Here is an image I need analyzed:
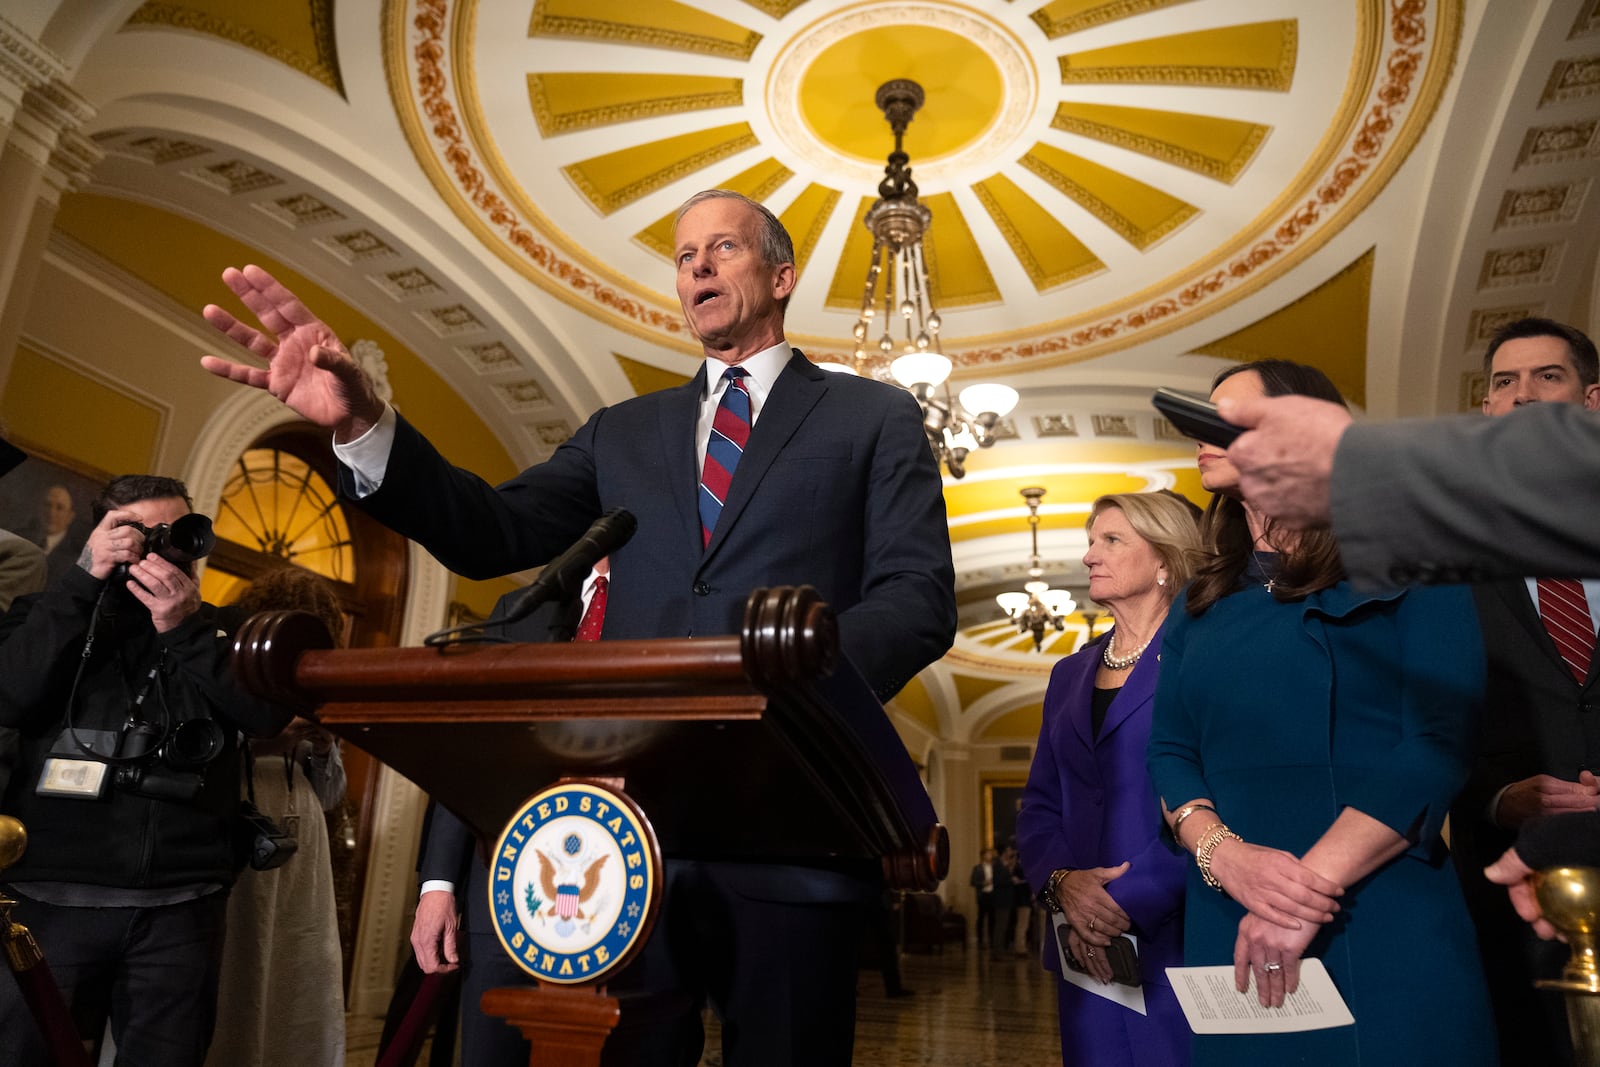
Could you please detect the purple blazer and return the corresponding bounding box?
[1016,626,1187,983]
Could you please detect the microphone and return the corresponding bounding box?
[498,508,636,625]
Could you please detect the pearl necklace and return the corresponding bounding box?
[1102,632,1152,671]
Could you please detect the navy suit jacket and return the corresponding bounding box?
[1016,627,1186,983]
[348,350,955,701]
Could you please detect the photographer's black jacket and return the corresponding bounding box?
[0,566,293,889]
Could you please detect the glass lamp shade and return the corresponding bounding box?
[995,591,1031,616]
[958,382,1019,418]
[890,351,952,388]
[1024,579,1049,595]
[1041,589,1076,616]
[815,360,859,375]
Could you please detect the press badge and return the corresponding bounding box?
[37,757,109,798]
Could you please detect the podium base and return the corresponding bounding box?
[481,983,694,1067]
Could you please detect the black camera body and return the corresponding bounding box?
[110,514,216,583]
[235,800,299,870]
[111,717,226,803]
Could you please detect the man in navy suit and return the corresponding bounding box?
[1451,318,1600,1066]
[201,190,957,1065]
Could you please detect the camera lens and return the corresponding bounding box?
[164,719,225,769]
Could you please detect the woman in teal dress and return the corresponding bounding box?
[1147,359,1496,1065]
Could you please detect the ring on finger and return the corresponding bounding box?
[1086,947,1095,958]
[1263,961,1282,973]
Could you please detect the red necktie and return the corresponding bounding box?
[1537,577,1594,682]
[574,575,607,643]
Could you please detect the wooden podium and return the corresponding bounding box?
[232,586,949,1064]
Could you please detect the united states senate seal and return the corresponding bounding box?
[489,780,661,984]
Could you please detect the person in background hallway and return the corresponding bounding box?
[410,563,602,1067]
[1147,360,1495,1065]
[970,848,998,950]
[1007,845,1033,956]
[1018,491,1201,1067]
[200,188,956,1067]
[206,567,348,1067]
[1450,317,1600,1066]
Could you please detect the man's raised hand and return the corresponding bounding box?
[200,265,384,441]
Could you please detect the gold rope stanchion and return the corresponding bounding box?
[1,815,92,1067]
[1534,866,1600,1066]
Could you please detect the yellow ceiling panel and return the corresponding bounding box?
[887,674,939,732]
[1021,143,1198,250]
[952,673,1013,709]
[1059,20,1298,90]
[634,158,793,258]
[826,196,876,310]
[1032,0,1197,39]
[528,73,743,136]
[740,0,809,16]
[1052,102,1269,183]
[612,353,693,396]
[923,192,999,308]
[956,440,1195,471]
[977,703,1044,740]
[779,184,842,276]
[7,345,160,476]
[529,0,762,60]
[125,0,342,92]
[798,25,1005,163]
[563,122,758,215]
[945,470,1152,519]
[973,174,1104,291]
[1191,248,1374,407]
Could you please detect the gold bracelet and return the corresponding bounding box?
[1195,824,1242,892]
[1170,802,1216,844]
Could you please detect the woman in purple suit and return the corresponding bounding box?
[1018,491,1201,1067]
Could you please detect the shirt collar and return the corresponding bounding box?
[702,341,792,398]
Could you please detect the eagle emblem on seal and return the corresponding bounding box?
[535,831,609,936]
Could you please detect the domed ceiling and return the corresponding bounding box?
[58,0,1600,741]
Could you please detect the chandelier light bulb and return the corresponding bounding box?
[890,351,952,388]
[958,383,1020,418]
[879,334,894,354]
[996,591,1030,616]
[927,312,941,333]
[853,321,868,341]
[899,299,915,318]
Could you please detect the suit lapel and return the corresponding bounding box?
[1065,634,1107,750]
[661,367,707,554]
[1493,578,1578,683]
[703,351,825,558]
[1097,624,1162,742]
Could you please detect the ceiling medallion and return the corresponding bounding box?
[760,1,1039,189]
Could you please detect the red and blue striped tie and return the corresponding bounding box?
[699,367,750,547]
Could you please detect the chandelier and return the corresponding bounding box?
[823,80,1018,479]
[995,487,1076,652]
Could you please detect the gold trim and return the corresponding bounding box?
[1059,22,1297,91]
[787,188,840,274]
[529,10,761,61]
[739,0,809,16]
[971,182,1102,290]
[384,0,695,350]
[1031,0,1192,39]
[528,81,745,136]
[126,0,345,94]
[563,131,759,216]
[1018,154,1198,251]
[1051,110,1268,184]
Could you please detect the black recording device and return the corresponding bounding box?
[499,508,638,625]
[109,513,217,584]
[235,800,299,870]
[1151,387,1246,448]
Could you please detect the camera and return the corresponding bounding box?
[110,514,216,583]
[235,800,299,871]
[111,717,226,803]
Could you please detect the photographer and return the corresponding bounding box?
[0,475,294,1067]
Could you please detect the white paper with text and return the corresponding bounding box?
[1164,959,1354,1034]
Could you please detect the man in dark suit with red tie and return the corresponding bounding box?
[1450,317,1600,1066]
[200,190,957,1066]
